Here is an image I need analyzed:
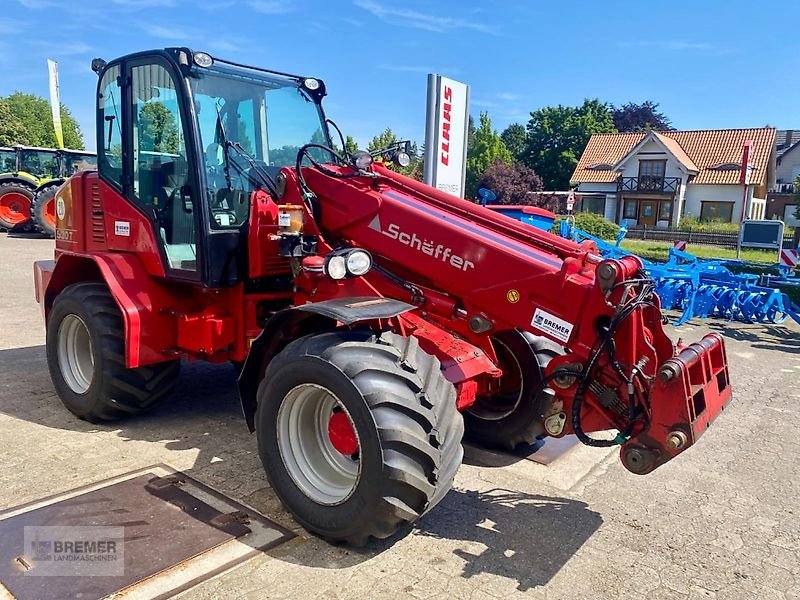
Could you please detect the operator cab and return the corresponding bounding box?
[60,149,97,176]
[94,47,330,286]
[0,147,16,173]
[17,145,60,179]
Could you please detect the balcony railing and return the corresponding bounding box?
[769,182,796,194]
[617,176,681,194]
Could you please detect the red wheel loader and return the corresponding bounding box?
[34,48,732,545]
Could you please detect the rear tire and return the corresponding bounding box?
[464,330,561,450]
[46,282,180,422]
[32,183,61,237]
[255,330,463,546]
[0,182,34,231]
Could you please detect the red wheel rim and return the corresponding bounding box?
[328,410,359,456]
[43,197,56,227]
[0,192,32,225]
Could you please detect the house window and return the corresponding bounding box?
[623,199,638,219]
[582,196,605,215]
[659,200,672,221]
[784,204,800,227]
[638,160,666,191]
[700,201,734,223]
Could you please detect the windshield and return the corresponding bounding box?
[19,150,59,178]
[0,150,15,172]
[189,64,329,229]
[62,153,98,175]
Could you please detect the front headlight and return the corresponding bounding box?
[325,255,347,280]
[324,248,373,279]
[352,151,373,170]
[346,250,372,276]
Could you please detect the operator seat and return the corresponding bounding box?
[161,156,194,245]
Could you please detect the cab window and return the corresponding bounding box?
[131,62,199,274]
[98,65,123,190]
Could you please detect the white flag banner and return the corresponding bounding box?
[48,59,64,149]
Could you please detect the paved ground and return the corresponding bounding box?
[1,232,799,599]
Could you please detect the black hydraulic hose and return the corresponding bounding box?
[569,280,657,447]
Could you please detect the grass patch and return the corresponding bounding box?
[618,240,780,264]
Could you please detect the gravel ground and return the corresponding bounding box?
[1,232,799,599]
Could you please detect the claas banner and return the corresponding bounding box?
[423,74,469,199]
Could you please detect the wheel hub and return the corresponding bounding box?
[277,384,361,505]
[57,314,95,394]
[0,192,31,225]
[328,410,359,456]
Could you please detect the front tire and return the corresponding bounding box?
[255,330,464,546]
[47,283,180,422]
[464,330,561,450]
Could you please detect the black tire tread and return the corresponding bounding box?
[465,331,563,451]
[262,329,463,545]
[31,181,62,237]
[48,282,180,422]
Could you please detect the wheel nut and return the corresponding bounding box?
[666,430,687,450]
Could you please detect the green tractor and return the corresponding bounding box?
[31,149,97,237]
[0,145,60,231]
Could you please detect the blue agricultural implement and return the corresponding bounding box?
[489,207,800,327]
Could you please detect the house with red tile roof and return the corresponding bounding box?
[570,128,776,226]
[767,129,800,226]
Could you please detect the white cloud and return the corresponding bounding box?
[378,64,460,75]
[140,23,198,41]
[111,0,175,5]
[354,0,499,34]
[36,41,95,56]
[246,0,293,14]
[0,19,25,35]
[616,40,716,51]
[14,0,57,7]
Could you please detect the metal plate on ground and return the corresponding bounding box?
[511,435,581,465]
[0,465,294,600]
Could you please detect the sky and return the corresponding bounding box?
[1,0,799,152]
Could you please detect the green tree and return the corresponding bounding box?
[1,92,84,149]
[500,123,527,162]
[367,128,399,153]
[465,112,512,199]
[524,98,616,190]
[139,103,180,154]
[344,135,359,156]
[0,100,26,146]
[467,115,476,149]
[794,176,800,220]
[368,128,422,180]
[612,101,672,132]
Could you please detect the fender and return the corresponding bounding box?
[41,251,179,368]
[237,297,415,431]
[33,177,66,196]
[0,173,38,188]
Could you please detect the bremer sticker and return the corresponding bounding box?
[531,308,574,343]
[114,221,131,237]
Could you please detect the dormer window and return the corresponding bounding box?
[710,162,741,171]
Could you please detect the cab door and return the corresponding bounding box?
[96,54,205,282]
[128,58,203,278]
